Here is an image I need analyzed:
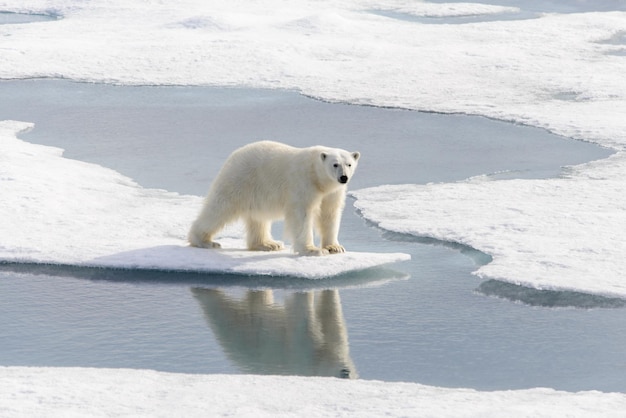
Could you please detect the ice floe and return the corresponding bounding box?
[2,366,626,418]
[353,151,626,298]
[0,120,408,278]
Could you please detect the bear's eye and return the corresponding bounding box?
[333,163,339,168]
[347,164,352,167]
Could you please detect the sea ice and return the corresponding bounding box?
[353,151,626,298]
[2,366,626,418]
[2,0,626,413]
[0,120,408,278]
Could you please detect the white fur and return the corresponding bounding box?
[188,141,360,256]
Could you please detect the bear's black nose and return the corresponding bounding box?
[339,175,348,184]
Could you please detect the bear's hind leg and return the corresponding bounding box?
[246,218,284,251]
[188,199,237,249]
[188,217,224,249]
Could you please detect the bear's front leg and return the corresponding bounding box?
[286,204,326,256]
[318,190,346,254]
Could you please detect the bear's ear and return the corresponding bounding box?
[352,151,360,161]
[321,152,327,161]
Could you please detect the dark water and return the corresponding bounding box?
[1,79,624,392]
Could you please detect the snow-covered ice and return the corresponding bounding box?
[353,152,626,298]
[0,120,408,277]
[2,366,626,418]
[0,0,624,145]
[2,0,626,415]
[1,0,626,296]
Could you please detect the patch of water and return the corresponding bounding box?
[367,9,539,25]
[1,80,625,392]
[428,0,626,14]
[0,12,57,25]
[0,79,611,194]
[367,0,626,26]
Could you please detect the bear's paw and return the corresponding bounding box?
[249,240,285,252]
[298,246,329,257]
[196,241,221,249]
[324,244,346,254]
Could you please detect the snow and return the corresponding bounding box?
[2,0,626,414]
[0,120,408,278]
[367,2,522,19]
[0,0,624,147]
[2,366,626,418]
[353,151,626,298]
[380,3,521,18]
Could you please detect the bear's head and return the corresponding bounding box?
[320,149,360,186]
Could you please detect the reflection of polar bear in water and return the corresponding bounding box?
[192,288,358,379]
[188,141,360,256]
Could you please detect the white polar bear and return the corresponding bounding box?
[188,140,360,256]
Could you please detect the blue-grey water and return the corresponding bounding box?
[370,0,626,25]
[1,79,624,392]
[0,11,57,25]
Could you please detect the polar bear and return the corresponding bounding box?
[188,141,360,256]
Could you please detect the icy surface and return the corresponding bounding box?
[1,0,626,294]
[353,152,626,297]
[0,0,624,146]
[0,120,408,277]
[1,0,626,296]
[2,0,626,413]
[368,2,521,18]
[2,366,626,418]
